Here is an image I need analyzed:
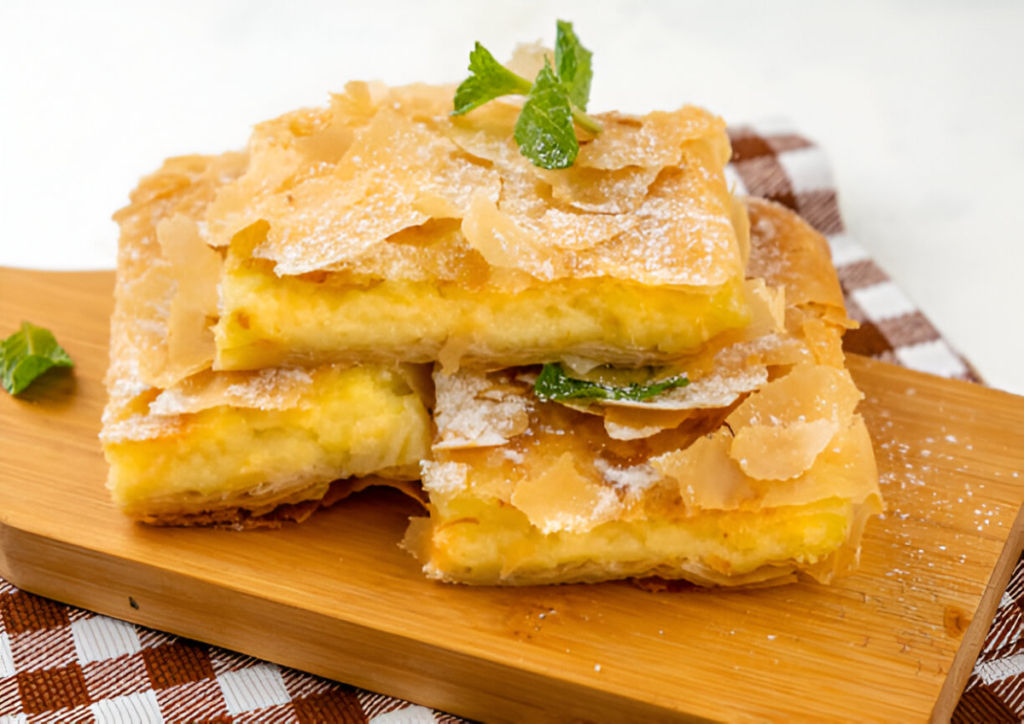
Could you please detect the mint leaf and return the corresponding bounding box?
[534,364,613,402]
[514,59,579,169]
[534,364,688,403]
[0,321,74,395]
[453,23,603,166]
[452,42,533,116]
[555,20,593,111]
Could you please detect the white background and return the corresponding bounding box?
[1,1,1022,394]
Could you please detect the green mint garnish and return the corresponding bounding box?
[514,58,580,169]
[554,19,593,111]
[452,42,533,116]
[534,363,688,404]
[0,321,74,395]
[452,20,602,169]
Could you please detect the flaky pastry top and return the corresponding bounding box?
[205,80,745,290]
[104,154,424,442]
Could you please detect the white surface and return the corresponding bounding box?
[1,1,1022,394]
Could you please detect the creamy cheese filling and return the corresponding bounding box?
[105,365,431,515]
[215,269,750,370]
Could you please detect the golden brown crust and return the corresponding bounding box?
[413,198,881,587]
[744,196,848,313]
[107,154,248,398]
[202,79,757,373]
[209,84,744,290]
[104,155,432,528]
[134,476,426,530]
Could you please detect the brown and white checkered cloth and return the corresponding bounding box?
[726,120,981,383]
[0,124,1006,723]
[953,553,1024,723]
[0,580,464,724]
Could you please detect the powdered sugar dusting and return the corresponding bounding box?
[598,365,768,412]
[211,81,741,288]
[149,367,315,416]
[575,166,743,287]
[101,414,185,444]
[248,106,501,275]
[593,459,661,494]
[533,486,622,535]
[433,369,530,450]
[421,460,469,495]
[501,447,526,464]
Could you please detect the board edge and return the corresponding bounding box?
[0,518,719,724]
[931,504,1024,723]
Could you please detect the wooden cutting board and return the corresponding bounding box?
[1,267,1023,724]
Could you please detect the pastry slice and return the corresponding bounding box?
[542,196,856,441]
[206,79,751,371]
[102,154,431,527]
[403,200,882,586]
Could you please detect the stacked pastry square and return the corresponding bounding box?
[101,153,431,526]
[102,76,882,586]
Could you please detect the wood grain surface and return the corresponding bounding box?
[1,267,1023,723]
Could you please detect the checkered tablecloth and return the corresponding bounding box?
[725,121,980,384]
[0,123,1011,723]
[953,553,1024,722]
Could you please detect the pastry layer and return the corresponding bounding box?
[206,80,749,370]
[405,365,880,587]
[105,365,430,524]
[216,267,749,370]
[404,199,882,587]
[103,154,431,527]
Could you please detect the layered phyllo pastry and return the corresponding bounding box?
[101,154,431,527]
[403,199,883,586]
[103,28,881,589]
[205,80,751,371]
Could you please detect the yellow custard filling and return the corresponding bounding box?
[414,426,868,586]
[215,268,750,370]
[408,363,881,586]
[106,366,430,514]
[418,496,855,585]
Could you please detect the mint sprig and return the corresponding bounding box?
[554,19,593,111]
[514,59,580,170]
[452,43,533,116]
[0,321,74,395]
[534,364,688,404]
[452,20,602,169]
